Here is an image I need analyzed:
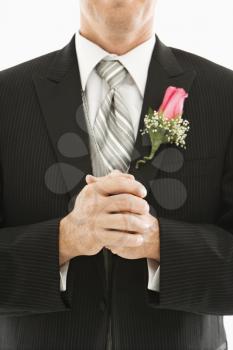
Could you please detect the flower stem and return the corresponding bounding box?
[135,141,162,169]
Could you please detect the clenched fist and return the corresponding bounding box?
[59,170,154,265]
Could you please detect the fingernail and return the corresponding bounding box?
[141,187,147,197]
[86,174,97,184]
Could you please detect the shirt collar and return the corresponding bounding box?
[75,30,156,96]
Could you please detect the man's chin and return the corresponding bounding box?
[106,0,133,9]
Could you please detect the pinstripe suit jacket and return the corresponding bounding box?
[0,34,232,350]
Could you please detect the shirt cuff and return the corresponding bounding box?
[60,260,159,292]
[60,261,70,291]
[147,258,160,292]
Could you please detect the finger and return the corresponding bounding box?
[85,174,96,184]
[85,172,135,184]
[103,230,144,247]
[94,177,147,198]
[110,170,122,175]
[103,194,149,215]
[109,171,134,180]
[99,213,150,234]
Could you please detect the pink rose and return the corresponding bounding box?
[159,86,188,120]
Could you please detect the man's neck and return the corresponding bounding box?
[79,26,154,55]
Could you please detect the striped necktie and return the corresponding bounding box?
[94,59,135,173]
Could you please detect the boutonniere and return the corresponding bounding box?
[136,86,190,169]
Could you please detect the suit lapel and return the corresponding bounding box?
[33,35,92,205]
[129,36,197,200]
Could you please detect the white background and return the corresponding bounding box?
[0,0,233,348]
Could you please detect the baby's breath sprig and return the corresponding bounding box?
[136,107,190,169]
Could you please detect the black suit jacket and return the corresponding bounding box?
[0,34,232,350]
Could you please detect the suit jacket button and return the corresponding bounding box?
[99,300,107,312]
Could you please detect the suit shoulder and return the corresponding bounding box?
[171,46,233,83]
[171,46,233,128]
[0,49,59,88]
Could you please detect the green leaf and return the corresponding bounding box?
[147,106,154,115]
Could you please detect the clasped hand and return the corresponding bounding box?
[59,170,160,265]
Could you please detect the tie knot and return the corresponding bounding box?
[95,59,128,89]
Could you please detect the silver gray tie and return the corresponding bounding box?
[94,59,135,173]
[94,59,136,350]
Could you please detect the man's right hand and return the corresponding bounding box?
[59,172,149,266]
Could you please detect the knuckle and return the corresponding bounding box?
[125,215,133,230]
[83,183,93,196]
[125,235,132,246]
[126,196,134,210]
[113,196,124,211]
[142,199,149,212]
[113,232,123,246]
[115,234,124,246]
[102,197,110,212]
[88,199,96,212]
[89,196,102,213]
[142,219,151,231]
[119,177,130,186]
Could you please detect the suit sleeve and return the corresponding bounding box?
[0,216,71,317]
[147,128,233,316]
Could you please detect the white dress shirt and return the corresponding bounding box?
[60,31,160,293]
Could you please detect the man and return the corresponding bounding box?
[0,0,232,349]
